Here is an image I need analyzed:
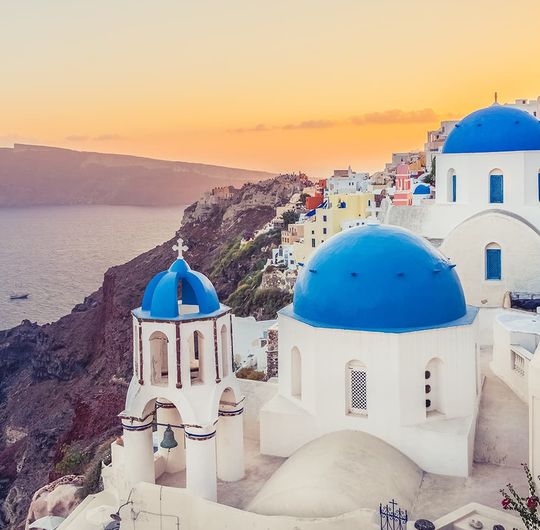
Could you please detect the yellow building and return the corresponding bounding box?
[292,191,374,265]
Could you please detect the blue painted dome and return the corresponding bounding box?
[291,224,468,332]
[138,257,221,319]
[442,105,540,154]
[413,184,430,195]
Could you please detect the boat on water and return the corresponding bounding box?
[9,293,29,300]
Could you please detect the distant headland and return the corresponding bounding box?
[0,144,274,207]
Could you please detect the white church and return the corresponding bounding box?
[52,102,540,530]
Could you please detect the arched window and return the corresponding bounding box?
[485,242,502,280]
[425,358,444,416]
[447,169,457,203]
[291,347,302,399]
[347,360,367,415]
[220,324,229,378]
[150,331,169,386]
[190,330,204,383]
[489,169,504,204]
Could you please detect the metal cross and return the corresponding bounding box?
[172,237,189,259]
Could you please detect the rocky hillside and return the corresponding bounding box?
[0,173,308,529]
[0,144,274,206]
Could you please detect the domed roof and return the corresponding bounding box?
[290,224,469,332]
[137,254,222,320]
[442,104,540,154]
[413,184,430,195]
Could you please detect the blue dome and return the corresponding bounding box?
[138,258,221,319]
[290,224,468,332]
[413,184,430,195]
[443,105,540,154]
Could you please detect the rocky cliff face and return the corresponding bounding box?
[0,173,308,529]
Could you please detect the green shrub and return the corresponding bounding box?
[55,443,88,475]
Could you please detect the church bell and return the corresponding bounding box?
[160,425,178,450]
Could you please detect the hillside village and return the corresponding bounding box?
[16,95,540,530]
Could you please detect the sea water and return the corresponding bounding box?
[0,205,185,330]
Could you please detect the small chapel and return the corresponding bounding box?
[260,223,480,476]
[109,239,245,503]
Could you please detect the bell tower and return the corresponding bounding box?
[116,238,245,502]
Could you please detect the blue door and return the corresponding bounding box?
[490,174,503,203]
[452,174,457,202]
[486,248,501,280]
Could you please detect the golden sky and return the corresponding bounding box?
[1,0,540,175]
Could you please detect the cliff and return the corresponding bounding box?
[0,144,274,207]
[0,173,308,529]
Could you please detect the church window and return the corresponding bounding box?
[190,330,204,383]
[489,170,504,203]
[512,350,525,376]
[447,169,456,202]
[220,324,229,377]
[347,360,367,415]
[485,243,502,280]
[291,347,302,399]
[425,358,444,416]
[150,331,169,386]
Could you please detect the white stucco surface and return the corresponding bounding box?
[247,430,423,517]
[261,312,479,476]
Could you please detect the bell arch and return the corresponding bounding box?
[189,330,204,384]
[149,331,169,386]
[220,324,229,378]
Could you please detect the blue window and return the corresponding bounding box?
[451,174,457,202]
[485,245,501,280]
[489,174,504,203]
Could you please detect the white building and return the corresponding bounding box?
[260,223,480,477]
[326,167,370,194]
[504,97,540,118]
[387,104,540,343]
[106,240,245,504]
[491,311,540,403]
[270,244,296,269]
[233,315,275,371]
[425,120,458,171]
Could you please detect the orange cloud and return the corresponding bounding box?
[231,108,444,134]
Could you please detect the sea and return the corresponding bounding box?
[0,205,185,331]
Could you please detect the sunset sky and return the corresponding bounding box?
[2,0,540,176]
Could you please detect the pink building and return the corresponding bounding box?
[393,163,412,206]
